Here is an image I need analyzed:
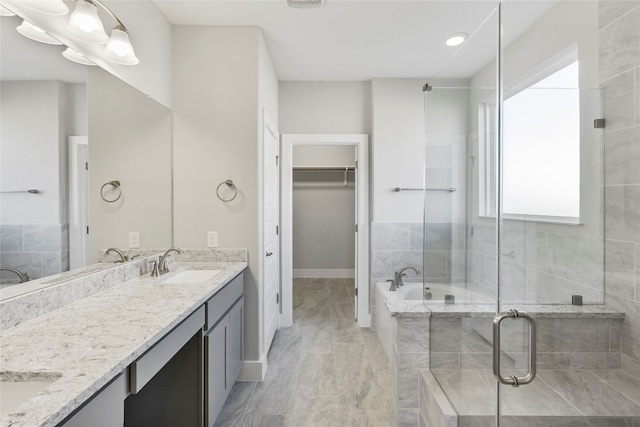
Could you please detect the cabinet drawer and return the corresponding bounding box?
[60,372,128,427]
[205,273,243,331]
[130,306,204,394]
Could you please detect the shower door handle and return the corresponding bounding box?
[492,309,536,387]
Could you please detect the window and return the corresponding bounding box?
[480,57,581,222]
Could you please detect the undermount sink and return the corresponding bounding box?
[161,270,221,285]
[0,378,58,418]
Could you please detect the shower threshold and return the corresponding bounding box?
[420,368,640,426]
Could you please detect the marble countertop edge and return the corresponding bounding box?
[0,261,247,427]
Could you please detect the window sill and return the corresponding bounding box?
[477,215,584,226]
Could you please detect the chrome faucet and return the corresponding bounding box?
[0,267,30,283]
[389,266,419,291]
[156,247,183,276]
[104,247,128,263]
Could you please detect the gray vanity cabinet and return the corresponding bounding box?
[59,373,128,427]
[205,272,244,426]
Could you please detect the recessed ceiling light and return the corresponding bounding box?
[445,33,468,47]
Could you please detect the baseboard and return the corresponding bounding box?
[236,355,267,382]
[293,269,355,278]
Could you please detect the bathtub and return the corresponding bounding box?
[374,281,491,361]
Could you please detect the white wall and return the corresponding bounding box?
[371,78,468,224]
[1,81,65,224]
[279,82,371,134]
[88,68,172,260]
[172,26,278,374]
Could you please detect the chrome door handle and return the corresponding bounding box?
[493,309,536,387]
[266,252,273,257]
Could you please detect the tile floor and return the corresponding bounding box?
[214,278,393,427]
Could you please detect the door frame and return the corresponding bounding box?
[280,134,370,327]
[69,136,90,269]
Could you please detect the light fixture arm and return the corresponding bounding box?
[88,0,129,33]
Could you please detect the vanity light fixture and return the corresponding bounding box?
[0,5,15,16]
[16,19,62,45]
[67,0,109,44]
[19,0,68,16]
[16,20,62,45]
[445,32,468,47]
[62,47,97,66]
[66,0,139,65]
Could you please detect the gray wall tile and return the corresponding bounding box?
[603,70,637,131]
[409,223,423,251]
[599,1,640,29]
[606,185,640,241]
[606,240,636,299]
[605,126,640,185]
[600,7,640,82]
[547,233,604,288]
[371,251,392,279]
[0,225,23,252]
[372,223,410,251]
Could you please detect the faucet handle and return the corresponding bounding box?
[149,260,159,277]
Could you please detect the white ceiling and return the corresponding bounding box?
[0,1,556,83]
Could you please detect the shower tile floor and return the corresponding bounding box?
[214,278,393,427]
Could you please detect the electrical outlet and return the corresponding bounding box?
[129,232,140,248]
[207,231,218,248]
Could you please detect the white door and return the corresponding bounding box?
[263,115,280,353]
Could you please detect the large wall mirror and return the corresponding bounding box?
[0,12,172,294]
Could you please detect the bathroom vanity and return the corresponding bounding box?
[0,250,247,427]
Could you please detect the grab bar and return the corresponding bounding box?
[0,189,39,194]
[393,187,456,193]
[493,309,536,387]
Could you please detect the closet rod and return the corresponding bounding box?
[292,167,355,172]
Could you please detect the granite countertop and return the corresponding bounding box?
[0,261,247,427]
[386,300,625,319]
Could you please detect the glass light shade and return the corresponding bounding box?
[17,20,62,45]
[0,5,16,16]
[62,47,96,66]
[20,0,68,16]
[67,0,109,44]
[104,29,139,65]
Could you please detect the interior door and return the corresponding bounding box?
[263,114,280,354]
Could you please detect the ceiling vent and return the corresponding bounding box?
[285,0,326,9]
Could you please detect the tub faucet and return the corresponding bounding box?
[0,267,30,283]
[157,247,183,275]
[389,266,419,291]
[104,247,128,263]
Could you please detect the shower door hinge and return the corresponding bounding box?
[276,155,279,166]
[276,293,280,304]
[594,119,605,129]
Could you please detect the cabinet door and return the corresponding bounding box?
[227,297,244,384]
[206,317,228,426]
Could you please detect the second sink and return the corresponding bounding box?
[161,270,221,285]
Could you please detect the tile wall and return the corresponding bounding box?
[599,0,640,371]
[0,224,69,284]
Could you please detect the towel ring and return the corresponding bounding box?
[216,180,237,202]
[100,180,121,203]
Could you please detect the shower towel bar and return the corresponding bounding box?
[393,187,456,193]
[292,167,355,172]
[0,189,39,194]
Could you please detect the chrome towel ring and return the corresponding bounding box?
[216,180,237,202]
[100,180,122,203]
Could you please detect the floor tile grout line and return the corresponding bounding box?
[588,369,640,408]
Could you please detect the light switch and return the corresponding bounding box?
[207,231,218,248]
[129,232,140,248]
